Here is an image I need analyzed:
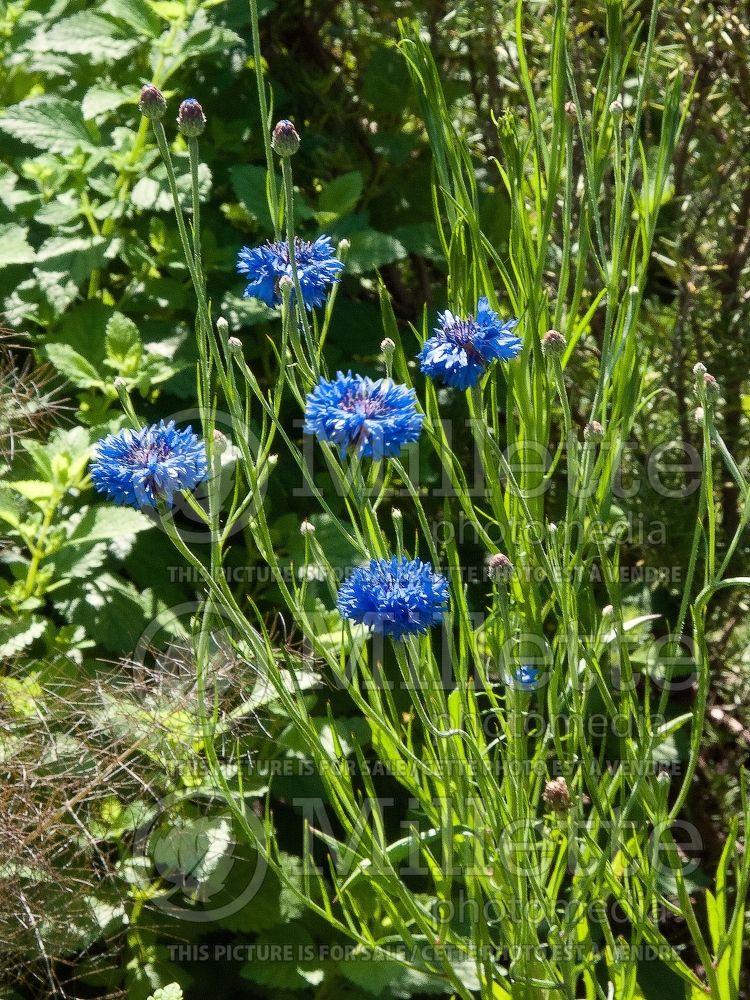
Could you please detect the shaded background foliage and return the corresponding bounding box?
[0,0,749,997]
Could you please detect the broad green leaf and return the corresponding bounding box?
[230,163,280,223]
[151,816,234,896]
[35,235,109,284]
[7,480,54,504]
[345,230,406,274]
[27,12,137,61]
[100,0,163,37]
[0,618,46,659]
[46,343,103,389]
[63,506,153,547]
[0,97,97,154]
[105,312,143,374]
[0,224,35,266]
[318,171,363,219]
[82,85,135,120]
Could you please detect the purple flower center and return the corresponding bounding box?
[339,390,389,418]
[443,316,487,363]
[130,439,171,465]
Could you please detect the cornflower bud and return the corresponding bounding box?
[543,776,571,812]
[609,98,624,115]
[542,329,566,358]
[139,84,166,120]
[271,119,300,157]
[227,337,242,352]
[703,373,719,399]
[177,98,206,138]
[564,100,577,118]
[487,552,514,583]
[584,420,603,442]
[381,337,395,356]
[300,520,315,535]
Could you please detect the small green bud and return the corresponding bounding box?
[543,776,571,812]
[271,119,300,157]
[584,420,603,442]
[487,552,514,583]
[542,329,566,357]
[139,84,166,120]
[177,98,206,138]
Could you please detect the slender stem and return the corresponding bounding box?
[249,0,280,238]
[281,156,318,379]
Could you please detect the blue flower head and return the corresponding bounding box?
[237,236,344,310]
[338,556,449,641]
[91,420,208,509]
[304,371,423,459]
[513,665,541,691]
[418,297,521,389]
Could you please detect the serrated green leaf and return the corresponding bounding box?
[63,506,153,547]
[100,0,163,37]
[105,312,143,374]
[45,343,103,389]
[27,12,137,61]
[82,85,135,120]
[0,223,35,266]
[6,480,54,504]
[35,235,109,284]
[0,617,46,659]
[0,97,97,154]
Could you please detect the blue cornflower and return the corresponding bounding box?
[338,556,449,640]
[91,420,208,509]
[304,371,423,459]
[513,665,541,691]
[237,235,344,310]
[418,297,521,389]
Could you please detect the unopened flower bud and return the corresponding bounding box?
[381,337,395,355]
[213,429,228,455]
[300,520,315,535]
[543,776,571,812]
[703,373,719,399]
[114,376,127,391]
[268,454,278,466]
[692,362,707,377]
[548,522,558,534]
[392,507,402,519]
[602,604,613,619]
[609,98,624,115]
[542,329,566,358]
[487,552,514,583]
[564,100,577,118]
[337,238,350,255]
[139,84,166,120]
[177,98,206,138]
[584,420,603,442]
[695,406,705,426]
[227,336,242,352]
[216,317,229,338]
[271,119,300,157]
[278,275,294,295]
